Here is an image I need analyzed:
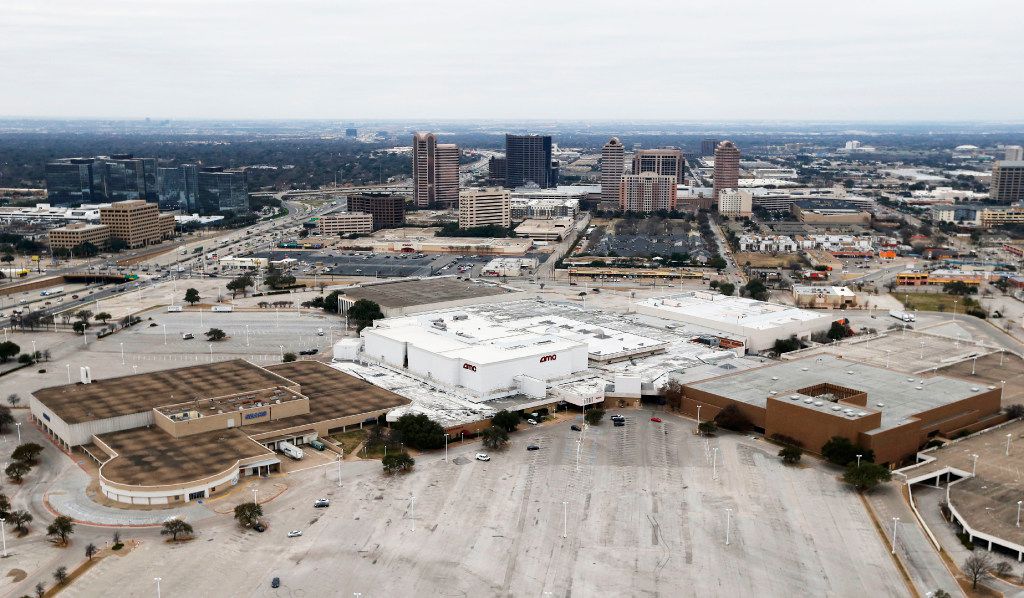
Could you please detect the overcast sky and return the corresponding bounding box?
[1,0,1021,121]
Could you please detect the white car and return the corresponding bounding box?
[475,453,490,462]
[287,530,302,538]
[527,419,538,426]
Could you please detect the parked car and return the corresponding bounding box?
[475,453,490,461]
[314,498,330,508]
[308,439,326,451]
[526,445,540,451]
[253,523,266,532]
[298,348,319,356]
[527,419,538,426]
[287,530,302,538]
[570,424,582,432]
[271,577,280,589]
[650,417,662,423]
[614,420,625,427]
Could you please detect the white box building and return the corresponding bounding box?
[634,291,833,352]
[362,311,589,400]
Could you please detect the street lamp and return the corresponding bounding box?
[252,487,258,505]
[696,404,702,424]
[246,324,250,347]
[971,453,979,476]
[562,501,568,538]
[890,517,900,554]
[712,447,719,480]
[14,423,21,444]
[856,454,863,468]
[155,577,162,598]
[0,517,6,557]
[725,508,732,545]
[66,363,71,384]
[1017,500,1022,528]
[444,433,449,462]
[120,342,125,365]
[1006,433,1013,456]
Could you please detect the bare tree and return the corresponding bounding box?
[6,394,19,408]
[964,552,993,589]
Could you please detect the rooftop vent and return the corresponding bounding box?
[876,403,885,408]
[790,395,800,400]
[814,401,824,406]
[832,406,841,411]
[803,398,813,404]
[971,387,979,392]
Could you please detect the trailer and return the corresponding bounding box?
[889,309,915,322]
[40,287,64,296]
[279,441,304,460]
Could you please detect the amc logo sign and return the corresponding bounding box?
[539,354,557,363]
[463,363,477,372]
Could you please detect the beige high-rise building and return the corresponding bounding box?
[632,148,683,184]
[459,187,511,229]
[990,160,1024,203]
[99,200,175,249]
[412,132,460,208]
[1005,146,1024,161]
[713,141,740,203]
[717,188,753,217]
[619,172,676,213]
[600,137,625,205]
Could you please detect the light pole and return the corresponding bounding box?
[1017,500,1022,527]
[972,356,977,375]
[696,404,702,424]
[0,517,6,557]
[246,325,250,347]
[120,342,125,365]
[410,495,415,531]
[444,433,449,462]
[337,455,343,487]
[14,423,21,444]
[725,508,732,545]
[856,454,862,468]
[279,345,284,360]
[712,447,719,480]
[208,344,213,362]
[890,517,899,554]
[1006,433,1013,457]
[66,363,71,384]
[163,324,167,345]
[971,453,979,476]
[252,487,258,505]
[155,577,162,598]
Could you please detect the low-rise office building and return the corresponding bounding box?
[48,222,111,250]
[791,285,858,308]
[792,199,871,224]
[317,212,374,236]
[514,218,576,242]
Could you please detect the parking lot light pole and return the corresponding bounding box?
[66,363,71,384]
[890,517,899,554]
[562,501,567,538]
[337,455,342,487]
[163,324,167,345]
[712,447,719,480]
[252,488,258,505]
[444,433,449,462]
[1006,433,1013,456]
[15,423,21,444]
[154,577,162,598]
[120,342,125,365]
[696,404,701,424]
[209,344,213,362]
[0,517,6,557]
[856,454,863,468]
[246,325,250,347]
[725,508,732,545]
[972,454,979,476]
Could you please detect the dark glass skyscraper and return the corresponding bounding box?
[44,159,94,206]
[196,167,249,215]
[504,134,554,188]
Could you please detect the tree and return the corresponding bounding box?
[491,410,520,433]
[718,282,736,296]
[708,256,727,270]
[943,281,977,296]
[85,542,98,560]
[6,393,19,408]
[54,566,68,585]
[584,408,606,426]
[348,299,384,331]
[779,445,802,464]
[94,312,112,324]
[282,352,297,363]
[480,426,509,450]
[390,413,445,450]
[743,279,769,301]
[0,494,9,519]
[8,510,32,533]
[323,290,342,314]
[6,461,30,483]
[827,320,852,341]
[226,275,254,298]
[160,519,194,541]
[72,321,87,335]
[0,341,19,363]
[714,404,752,432]
[205,328,227,341]
[46,515,75,545]
[843,462,892,492]
[698,421,717,436]
[234,502,263,527]
[75,309,93,323]
[382,452,415,474]
[932,590,951,598]
[1005,404,1024,419]
[661,380,684,412]
[964,552,993,589]
[35,582,45,598]
[184,288,201,305]
[12,443,44,464]
[0,407,13,434]
[107,237,128,252]
[821,436,873,467]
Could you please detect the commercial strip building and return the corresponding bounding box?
[412,132,460,208]
[480,257,538,277]
[336,233,531,256]
[635,291,834,352]
[895,269,987,287]
[30,360,410,506]
[682,355,1002,464]
[346,192,406,230]
[458,187,511,229]
[514,218,576,242]
[791,285,858,309]
[316,212,375,236]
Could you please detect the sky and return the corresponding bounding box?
[1,0,1022,122]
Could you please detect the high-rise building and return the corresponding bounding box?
[412,132,460,208]
[717,188,753,217]
[99,200,175,248]
[488,156,507,186]
[505,134,554,188]
[1005,146,1024,161]
[196,167,249,215]
[713,141,741,203]
[45,159,95,206]
[347,193,406,230]
[990,161,1024,204]
[632,148,683,184]
[157,167,184,210]
[180,164,199,213]
[619,172,676,213]
[600,138,624,205]
[45,154,161,206]
[345,128,358,138]
[701,139,720,157]
[458,187,511,229]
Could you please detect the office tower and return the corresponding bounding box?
[347,192,406,230]
[701,138,720,157]
[505,134,554,188]
[157,167,184,209]
[196,167,249,215]
[632,148,684,184]
[619,172,676,213]
[181,164,199,213]
[600,138,625,205]
[345,128,358,138]
[412,132,460,208]
[1005,146,1024,161]
[717,189,753,217]
[488,156,507,186]
[45,159,95,206]
[713,141,741,202]
[458,187,511,229]
[990,161,1024,204]
[99,200,175,248]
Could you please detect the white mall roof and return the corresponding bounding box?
[637,291,828,331]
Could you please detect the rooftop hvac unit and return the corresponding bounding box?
[79,366,92,385]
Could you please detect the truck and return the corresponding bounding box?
[40,287,64,296]
[889,309,915,322]
[279,441,304,460]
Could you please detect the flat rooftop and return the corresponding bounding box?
[341,277,514,309]
[637,291,828,330]
[34,360,296,424]
[687,355,991,431]
[98,427,273,487]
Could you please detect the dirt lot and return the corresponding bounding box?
[734,252,801,268]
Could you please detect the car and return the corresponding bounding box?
[314,498,330,508]
[614,421,625,427]
[527,418,538,426]
[570,424,582,432]
[526,445,540,451]
[271,577,280,589]
[287,530,302,538]
[253,523,266,533]
[650,417,662,423]
[611,414,623,420]
[298,349,318,356]
[475,453,490,461]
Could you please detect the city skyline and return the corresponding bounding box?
[2,0,1022,122]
